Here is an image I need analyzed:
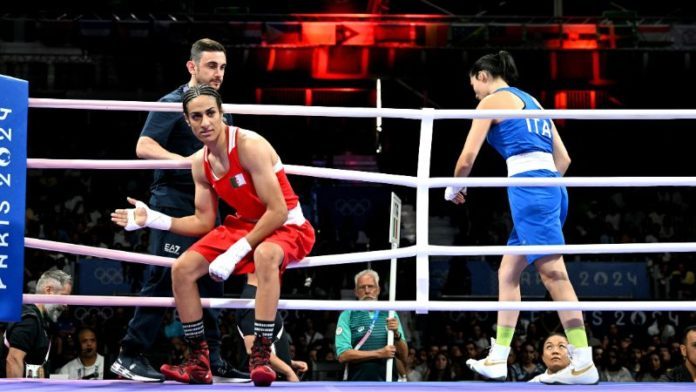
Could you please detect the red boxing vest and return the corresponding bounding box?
[202,126,299,220]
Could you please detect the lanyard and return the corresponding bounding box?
[344,310,382,381]
[354,310,380,350]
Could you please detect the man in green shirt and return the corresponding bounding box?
[335,269,408,381]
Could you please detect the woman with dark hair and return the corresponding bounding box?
[637,352,666,381]
[529,334,571,382]
[446,51,597,384]
[425,353,455,381]
[509,342,544,381]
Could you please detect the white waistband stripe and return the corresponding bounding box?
[506,151,557,177]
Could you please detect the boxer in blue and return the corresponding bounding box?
[445,50,598,385]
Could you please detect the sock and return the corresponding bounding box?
[182,319,205,342]
[495,325,515,347]
[565,327,589,348]
[254,319,275,340]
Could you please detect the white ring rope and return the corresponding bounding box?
[28,158,190,170]
[26,159,419,187]
[24,237,420,269]
[27,160,420,187]
[25,237,696,270]
[23,294,696,312]
[25,238,174,268]
[29,98,696,120]
[29,99,428,119]
[429,176,696,188]
[24,98,696,313]
[27,159,696,188]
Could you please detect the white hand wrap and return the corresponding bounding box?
[124,201,172,231]
[209,238,252,281]
[444,186,466,201]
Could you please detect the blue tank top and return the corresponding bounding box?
[486,87,553,159]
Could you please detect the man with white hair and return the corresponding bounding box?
[1,269,72,378]
[335,269,408,381]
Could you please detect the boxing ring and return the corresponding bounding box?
[7,97,696,390]
[1,378,695,391]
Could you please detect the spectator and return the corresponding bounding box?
[304,319,324,349]
[660,325,696,382]
[425,353,455,381]
[459,341,481,380]
[509,342,544,381]
[404,349,422,381]
[56,327,104,379]
[638,352,666,381]
[413,349,429,378]
[626,346,644,378]
[335,269,408,381]
[600,348,634,382]
[530,334,572,382]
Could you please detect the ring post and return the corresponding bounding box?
[0,74,29,322]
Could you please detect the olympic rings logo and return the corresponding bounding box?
[334,198,371,216]
[73,306,114,322]
[93,267,124,285]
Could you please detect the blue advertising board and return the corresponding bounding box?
[467,260,650,299]
[77,258,132,296]
[0,74,29,322]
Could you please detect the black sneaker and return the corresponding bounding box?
[211,360,251,383]
[110,351,165,382]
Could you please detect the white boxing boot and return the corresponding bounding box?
[465,338,509,381]
[539,345,599,385]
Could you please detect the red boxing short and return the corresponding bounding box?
[189,214,315,275]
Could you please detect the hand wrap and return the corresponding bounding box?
[125,201,172,231]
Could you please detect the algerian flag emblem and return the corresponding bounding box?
[230,173,246,188]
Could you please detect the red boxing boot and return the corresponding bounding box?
[249,336,276,387]
[160,340,213,384]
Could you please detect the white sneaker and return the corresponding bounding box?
[538,346,599,385]
[465,338,509,381]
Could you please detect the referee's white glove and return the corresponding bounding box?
[122,198,172,231]
[209,238,252,282]
[444,186,467,201]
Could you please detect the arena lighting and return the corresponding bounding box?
[554,90,598,110]
[546,24,600,50]
[312,46,370,79]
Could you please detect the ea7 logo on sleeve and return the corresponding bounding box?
[164,243,181,255]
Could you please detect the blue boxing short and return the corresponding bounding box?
[506,169,568,264]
